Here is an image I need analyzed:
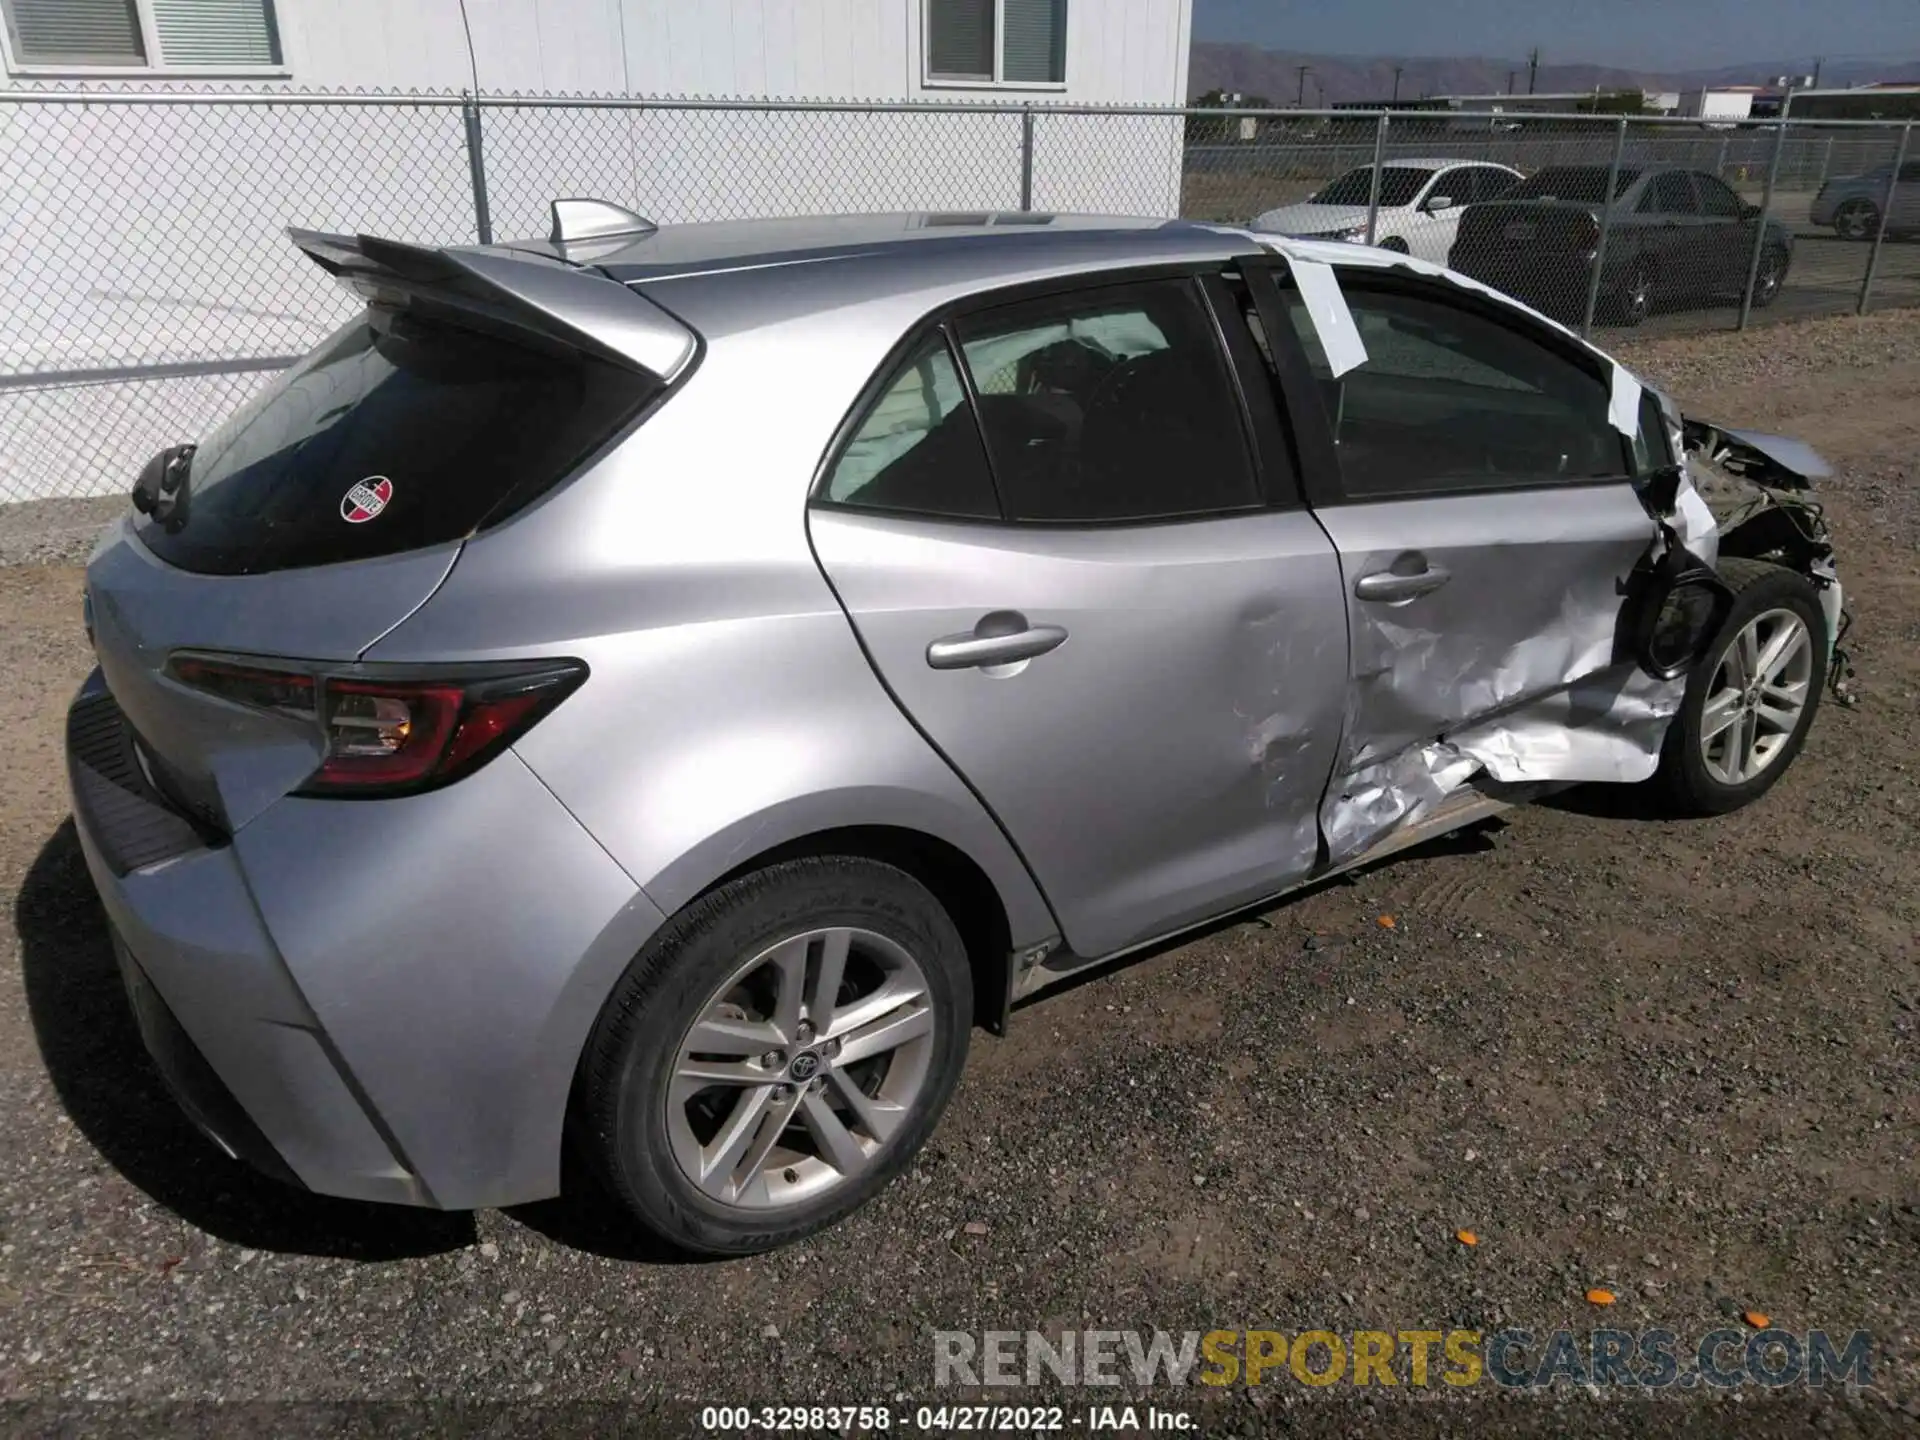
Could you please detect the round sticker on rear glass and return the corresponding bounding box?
[341,476,393,523]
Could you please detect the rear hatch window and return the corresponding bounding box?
[134,306,657,575]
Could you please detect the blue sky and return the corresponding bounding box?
[1191,0,1919,71]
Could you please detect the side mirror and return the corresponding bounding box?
[1617,521,1735,681]
[1423,194,1456,213]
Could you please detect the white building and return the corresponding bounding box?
[0,1,1196,503]
[0,0,1193,105]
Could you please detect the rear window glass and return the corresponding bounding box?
[133,308,655,576]
[1510,167,1641,202]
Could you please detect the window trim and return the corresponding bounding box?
[920,0,1067,92]
[1244,259,1639,508]
[0,0,288,77]
[808,259,1294,530]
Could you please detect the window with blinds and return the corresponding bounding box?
[927,0,994,80]
[150,0,280,66]
[1002,0,1065,83]
[3,0,280,68]
[3,0,146,65]
[926,0,1066,85]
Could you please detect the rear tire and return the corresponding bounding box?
[1833,199,1879,241]
[1655,559,1827,817]
[577,857,973,1256]
[1612,262,1654,326]
[1751,245,1789,308]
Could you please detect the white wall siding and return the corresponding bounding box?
[1,1,1194,501]
[247,0,1190,104]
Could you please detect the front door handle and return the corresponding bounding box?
[926,611,1068,671]
[1354,560,1451,603]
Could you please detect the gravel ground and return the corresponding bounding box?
[1,310,1917,1436]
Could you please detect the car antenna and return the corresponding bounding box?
[549,198,658,247]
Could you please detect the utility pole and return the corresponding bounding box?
[1295,64,1312,107]
[1811,55,1823,89]
[1391,65,1404,104]
[1527,46,1540,95]
[1507,70,1518,95]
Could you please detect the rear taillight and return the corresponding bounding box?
[166,655,586,797]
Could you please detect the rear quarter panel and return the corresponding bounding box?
[362,290,1059,951]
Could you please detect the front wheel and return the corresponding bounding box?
[1656,559,1827,817]
[577,857,973,1255]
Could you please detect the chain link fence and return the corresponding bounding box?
[1,92,1914,505]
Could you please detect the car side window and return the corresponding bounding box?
[951,279,1261,523]
[822,333,1001,519]
[1695,174,1745,218]
[1898,162,1920,184]
[1641,172,1699,216]
[1281,277,1627,498]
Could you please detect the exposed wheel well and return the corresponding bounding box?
[703,826,1015,1033]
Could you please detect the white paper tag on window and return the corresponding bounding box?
[1289,259,1368,378]
[1608,363,1642,438]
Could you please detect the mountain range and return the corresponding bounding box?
[1189,43,1920,105]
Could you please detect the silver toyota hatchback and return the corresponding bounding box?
[67,206,1844,1255]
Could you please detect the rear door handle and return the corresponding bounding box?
[1354,561,1451,603]
[926,611,1068,671]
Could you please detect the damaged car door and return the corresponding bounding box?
[1245,262,1663,863]
[808,270,1350,960]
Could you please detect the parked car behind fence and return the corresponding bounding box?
[1810,159,1920,239]
[1448,165,1794,327]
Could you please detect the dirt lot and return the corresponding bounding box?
[1,311,1917,1435]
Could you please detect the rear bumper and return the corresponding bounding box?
[110,929,301,1190]
[65,669,666,1211]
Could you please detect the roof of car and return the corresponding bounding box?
[1376,157,1519,170]
[513,212,1242,285]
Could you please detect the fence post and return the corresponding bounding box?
[1738,118,1791,330]
[462,94,492,245]
[1018,105,1034,211]
[1818,135,1835,189]
[1580,116,1630,337]
[1363,111,1389,244]
[1715,135,1730,178]
[1859,122,1913,315]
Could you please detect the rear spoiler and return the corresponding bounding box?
[288,229,697,382]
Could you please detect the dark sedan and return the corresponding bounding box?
[1447,165,1794,327]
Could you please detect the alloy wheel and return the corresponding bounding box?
[1622,269,1652,325]
[1835,202,1878,241]
[665,927,935,1210]
[1698,607,1814,785]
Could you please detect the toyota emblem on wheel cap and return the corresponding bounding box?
[789,1052,821,1081]
[341,476,393,523]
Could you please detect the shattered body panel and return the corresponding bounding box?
[1227,232,1839,867]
